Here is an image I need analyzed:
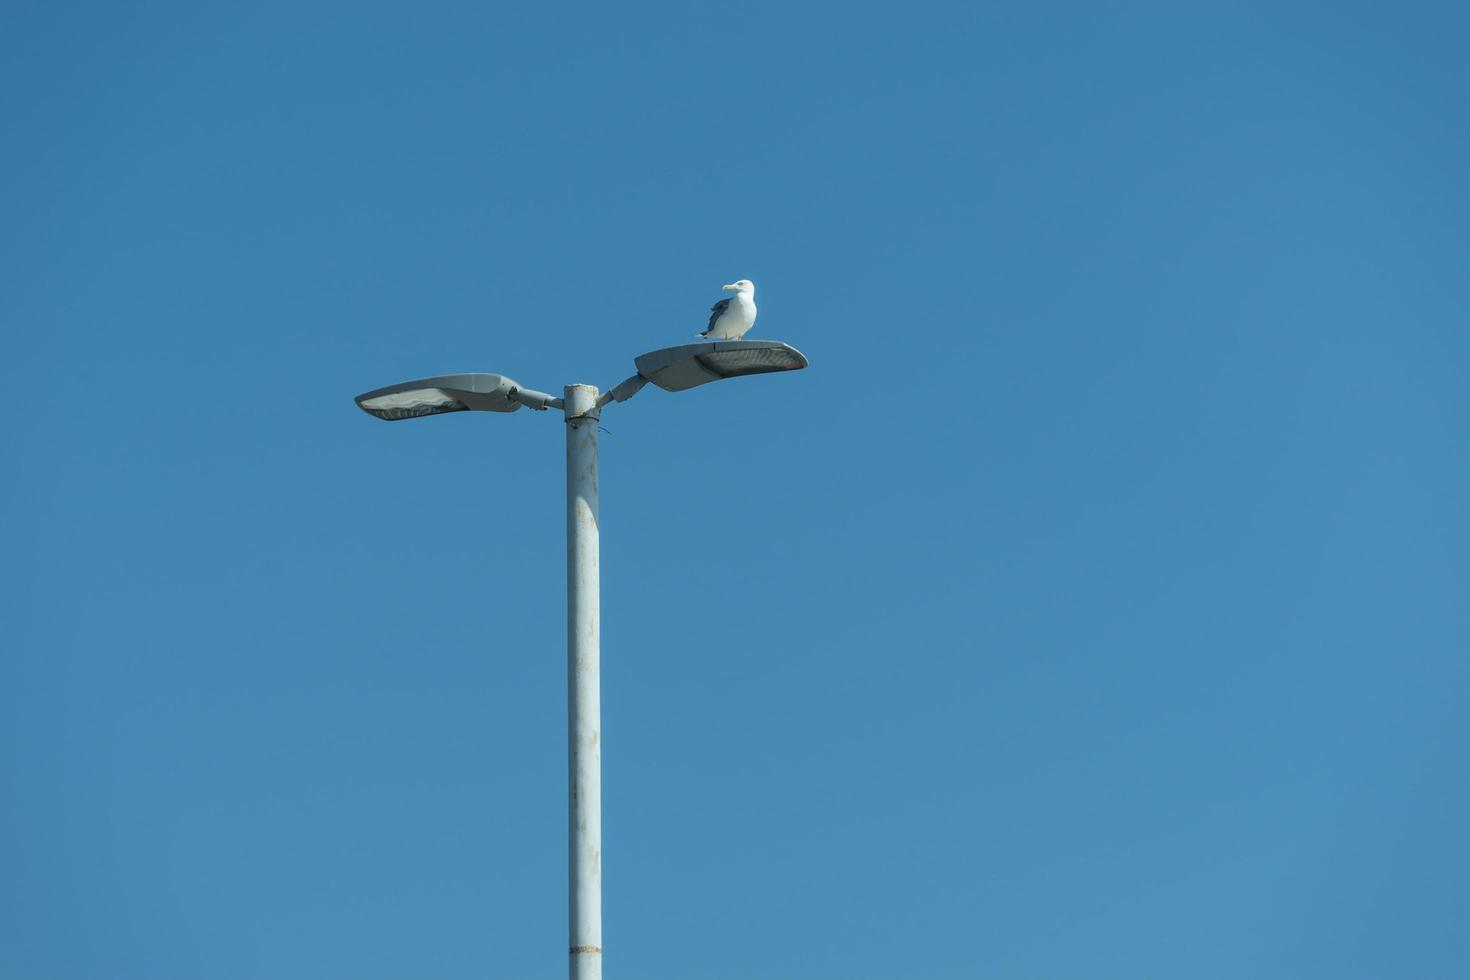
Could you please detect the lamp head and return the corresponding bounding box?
[354,373,523,420]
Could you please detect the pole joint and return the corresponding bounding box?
[563,384,602,424]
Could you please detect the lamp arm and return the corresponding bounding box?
[596,374,649,409]
[508,386,564,411]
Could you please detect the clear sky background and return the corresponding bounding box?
[3,2,1467,978]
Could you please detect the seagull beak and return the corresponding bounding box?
[721,283,737,291]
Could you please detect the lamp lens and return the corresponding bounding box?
[358,388,468,420]
[695,347,806,378]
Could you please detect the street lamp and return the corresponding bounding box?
[354,338,807,980]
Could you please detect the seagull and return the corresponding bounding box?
[699,279,757,340]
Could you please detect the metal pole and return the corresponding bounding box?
[564,384,602,980]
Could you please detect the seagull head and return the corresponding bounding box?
[722,279,756,295]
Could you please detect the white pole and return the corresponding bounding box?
[564,384,602,980]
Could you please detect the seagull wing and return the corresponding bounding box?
[706,297,731,333]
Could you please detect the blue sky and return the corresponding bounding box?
[3,2,1467,978]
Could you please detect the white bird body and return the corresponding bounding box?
[700,279,758,340]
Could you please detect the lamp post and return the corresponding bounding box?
[355,339,808,980]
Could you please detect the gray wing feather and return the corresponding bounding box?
[705,297,731,333]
